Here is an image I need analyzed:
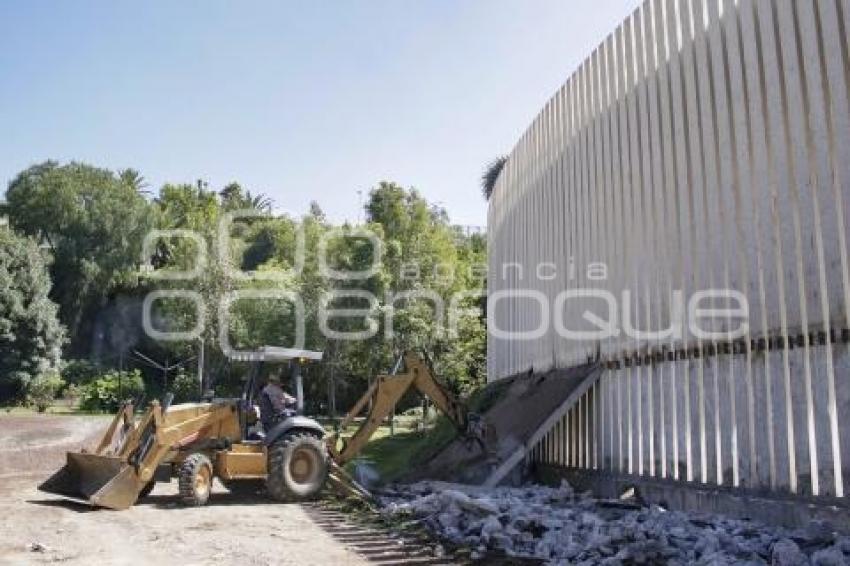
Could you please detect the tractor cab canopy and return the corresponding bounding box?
[234,347,324,417]
[230,347,323,364]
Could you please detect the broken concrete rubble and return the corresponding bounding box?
[379,480,850,565]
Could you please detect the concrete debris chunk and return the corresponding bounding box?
[771,539,807,566]
[379,481,850,565]
[441,489,499,516]
[810,545,847,566]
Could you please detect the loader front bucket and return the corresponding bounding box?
[38,452,142,510]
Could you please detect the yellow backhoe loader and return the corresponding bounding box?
[39,349,480,510]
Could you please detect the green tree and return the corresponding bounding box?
[0,228,66,401]
[4,162,153,355]
[170,370,200,403]
[60,359,102,386]
[149,181,285,392]
[148,183,228,386]
[348,182,487,393]
[80,369,145,412]
[26,371,65,412]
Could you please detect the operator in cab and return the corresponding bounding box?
[259,369,296,432]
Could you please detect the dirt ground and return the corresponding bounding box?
[0,415,369,566]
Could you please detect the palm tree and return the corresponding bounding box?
[118,168,149,195]
[481,156,507,200]
[246,190,273,213]
[219,183,273,212]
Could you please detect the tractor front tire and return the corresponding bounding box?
[266,433,328,502]
[178,453,214,506]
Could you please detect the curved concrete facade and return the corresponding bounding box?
[488,0,850,499]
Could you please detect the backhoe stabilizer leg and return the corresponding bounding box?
[327,461,373,502]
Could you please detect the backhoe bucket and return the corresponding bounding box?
[38,452,142,510]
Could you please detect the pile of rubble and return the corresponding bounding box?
[379,481,850,564]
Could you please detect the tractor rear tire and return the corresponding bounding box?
[178,453,214,506]
[266,433,328,502]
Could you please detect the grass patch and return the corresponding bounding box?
[342,378,514,483]
[347,416,458,482]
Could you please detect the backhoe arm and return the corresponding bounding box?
[406,352,467,430]
[327,352,470,466]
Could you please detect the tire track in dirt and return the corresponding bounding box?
[0,416,108,484]
[0,416,371,565]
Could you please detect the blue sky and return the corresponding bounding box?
[0,0,640,226]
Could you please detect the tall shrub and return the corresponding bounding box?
[0,229,65,402]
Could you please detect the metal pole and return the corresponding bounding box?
[197,340,205,396]
[328,365,336,418]
[293,361,304,415]
[328,342,337,418]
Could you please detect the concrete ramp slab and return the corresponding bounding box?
[409,362,600,485]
